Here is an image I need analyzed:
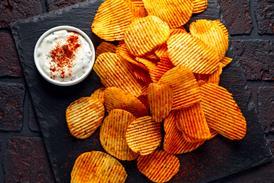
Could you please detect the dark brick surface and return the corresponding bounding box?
[0,82,24,132]
[232,40,274,81]
[0,32,22,77]
[256,0,274,34]
[219,0,253,35]
[258,86,274,133]
[4,137,54,183]
[47,0,86,11]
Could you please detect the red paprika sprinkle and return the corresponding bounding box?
[50,34,81,79]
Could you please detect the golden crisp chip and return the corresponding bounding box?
[124,16,170,56]
[94,53,142,97]
[92,0,134,41]
[71,151,127,183]
[104,87,148,117]
[176,102,211,142]
[148,83,173,122]
[220,57,233,68]
[193,0,208,14]
[164,112,205,154]
[137,150,180,182]
[168,33,220,74]
[150,56,174,82]
[201,83,247,140]
[90,87,105,103]
[66,97,104,139]
[130,0,148,18]
[96,42,116,57]
[189,19,229,60]
[100,109,138,160]
[126,116,161,155]
[159,66,201,109]
[143,0,193,28]
[207,64,223,85]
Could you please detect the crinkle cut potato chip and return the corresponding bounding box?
[148,83,173,122]
[168,33,220,74]
[104,87,148,117]
[126,116,161,155]
[176,102,211,142]
[137,150,180,182]
[201,83,247,140]
[190,19,229,60]
[130,0,148,18]
[90,87,105,103]
[193,0,208,14]
[207,64,223,85]
[164,112,204,154]
[66,97,105,139]
[71,151,127,183]
[100,109,138,160]
[150,57,174,82]
[92,0,134,41]
[143,0,193,28]
[96,42,116,57]
[94,52,142,97]
[170,28,187,35]
[159,66,201,109]
[124,15,170,56]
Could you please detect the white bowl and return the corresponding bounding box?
[34,25,96,87]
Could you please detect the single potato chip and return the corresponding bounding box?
[193,0,208,14]
[130,0,148,18]
[159,66,201,109]
[66,97,105,139]
[164,112,205,154]
[90,87,105,103]
[94,52,142,97]
[190,19,229,60]
[96,42,116,57]
[104,87,148,117]
[92,0,134,41]
[124,16,170,56]
[126,116,161,155]
[71,151,127,183]
[201,83,247,140]
[168,33,220,74]
[143,0,193,28]
[176,102,211,142]
[100,109,138,160]
[137,150,180,182]
[148,83,173,122]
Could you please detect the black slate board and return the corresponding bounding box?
[11,0,272,182]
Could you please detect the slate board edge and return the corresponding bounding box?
[9,0,273,182]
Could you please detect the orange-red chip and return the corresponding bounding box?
[100,109,138,160]
[96,42,116,57]
[154,44,168,58]
[176,102,211,142]
[104,87,148,117]
[190,19,229,60]
[92,0,134,41]
[150,56,174,82]
[143,0,193,28]
[164,112,204,154]
[193,0,208,14]
[126,116,161,155]
[66,97,105,139]
[94,53,142,96]
[159,66,201,109]
[137,150,180,182]
[90,87,105,103]
[124,16,170,56]
[130,0,148,18]
[71,151,127,183]
[148,83,173,122]
[201,83,247,140]
[168,33,220,74]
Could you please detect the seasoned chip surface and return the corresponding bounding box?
[96,42,116,57]
[71,151,127,183]
[66,97,105,139]
[193,0,208,14]
[137,150,180,182]
[100,109,138,160]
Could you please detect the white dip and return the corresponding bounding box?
[36,30,92,82]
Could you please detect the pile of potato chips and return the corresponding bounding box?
[68,0,247,182]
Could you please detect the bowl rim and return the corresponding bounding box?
[33,25,96,87]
